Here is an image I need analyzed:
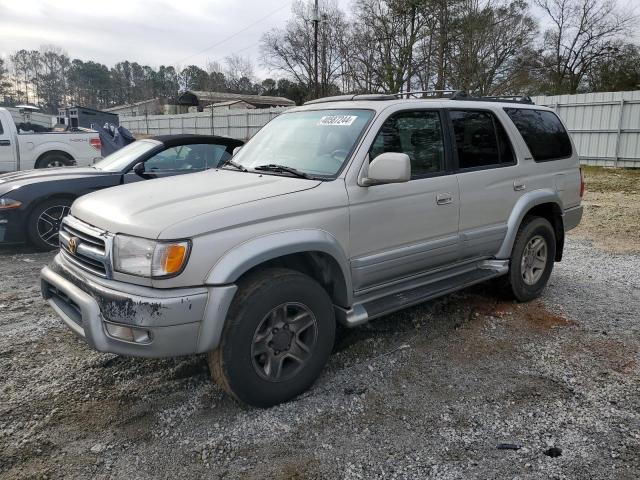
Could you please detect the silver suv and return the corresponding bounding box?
[41,92,584,407]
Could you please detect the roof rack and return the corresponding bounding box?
[395,90,534,104]
[395,90,466,99]
[303,91,535,106]
[304,93,396,105]
[454,94,534,105]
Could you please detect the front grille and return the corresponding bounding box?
[59,216,112,278]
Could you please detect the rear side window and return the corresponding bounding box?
[504,108,572,161]
[0,120,3,134]
[449,110,514,169]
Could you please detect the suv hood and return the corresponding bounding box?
[72,169,321,238]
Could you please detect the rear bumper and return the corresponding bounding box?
[563,205,583,232]
[40,254,237,358]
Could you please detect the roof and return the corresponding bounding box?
[205,100,251,108]
[104,98,161,112]
[148,134,244,148]
[180,91,295,107]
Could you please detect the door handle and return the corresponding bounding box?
[513,180,526,191]
[436,192,453,205]
[0,140,10,146]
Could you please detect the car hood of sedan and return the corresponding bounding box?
[0,167,108,192]
[71,169,322,239]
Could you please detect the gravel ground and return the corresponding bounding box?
[0,237,639,480]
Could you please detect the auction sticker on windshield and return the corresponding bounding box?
[318,115,358,126]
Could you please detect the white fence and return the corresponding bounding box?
[532,91,640,168]
[120,107,291,141]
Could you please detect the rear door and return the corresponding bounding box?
[347,109,460,291]
[448,108,522,260]
[0,117,16,172]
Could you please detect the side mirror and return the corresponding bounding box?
[360,152,411,186]
[132,161,151,179]
[232,146,242,157]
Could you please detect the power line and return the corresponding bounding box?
[173,2,290,66]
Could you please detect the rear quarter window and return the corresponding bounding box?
[0,120,3,134]
[504,108,572,162]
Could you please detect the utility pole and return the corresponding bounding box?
[313,0,319,99]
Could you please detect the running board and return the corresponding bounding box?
[335,260,508,327]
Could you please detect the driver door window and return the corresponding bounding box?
[144,144,229,173]
[370,110,445,178]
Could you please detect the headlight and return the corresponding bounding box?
[113,235,191,278]
[0,198,22,210]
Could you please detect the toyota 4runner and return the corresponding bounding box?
[41,92,584,407]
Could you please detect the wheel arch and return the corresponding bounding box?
[205,230,353,307]
[35,150,75,168]
[497,190,565,261]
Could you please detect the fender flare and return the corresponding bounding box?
[205,229,353,304]
[495,189,564,259]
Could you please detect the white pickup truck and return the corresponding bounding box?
[0,107,102,172]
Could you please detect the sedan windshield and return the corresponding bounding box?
[94,140,161,172]
[233,109,374,178]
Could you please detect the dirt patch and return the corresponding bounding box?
[570,167,640,253]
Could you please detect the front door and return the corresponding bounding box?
[0,118,16,172]
[347,109,460,292]
[123,143,230,183]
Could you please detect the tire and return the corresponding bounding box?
[36,153,73,169]
[27,197,73,250]
[505,216,556,302]
[209,268,336,407]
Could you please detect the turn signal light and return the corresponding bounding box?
[161,244,187,275]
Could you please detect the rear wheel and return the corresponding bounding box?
[209,268,335,407]
[27,197,73,250]
[36,153,73,169]
[505,216,556,302]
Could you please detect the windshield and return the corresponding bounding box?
[94,140,160,172]
[233,109,374,178]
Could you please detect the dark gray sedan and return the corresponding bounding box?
[0,134,243,249]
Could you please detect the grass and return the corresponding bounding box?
[581,165,640,194]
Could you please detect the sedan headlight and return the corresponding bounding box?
[113,235,191,278]
[0,198,22,210]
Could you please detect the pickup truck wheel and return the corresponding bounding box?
[209,268,335,407]
[27,197,73,250]
[506,216,556,302]
[37,153,73,168]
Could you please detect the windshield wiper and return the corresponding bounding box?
[254,164,311,179]
[220,159,248,172]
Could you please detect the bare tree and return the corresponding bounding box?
[536,0,635,94]
[449,0,537,95]
[261,0,345,97]
[225,53,255,91]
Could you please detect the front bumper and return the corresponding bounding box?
[40,254,237,358]
[0,209,27,244]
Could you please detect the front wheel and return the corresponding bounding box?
[209,268,335,407]
[505,216,556,302]
[27,197,73,250]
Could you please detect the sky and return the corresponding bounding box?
[0,0,637,78]
[0,0,349,76]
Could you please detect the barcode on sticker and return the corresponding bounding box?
[318,115,358,126]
